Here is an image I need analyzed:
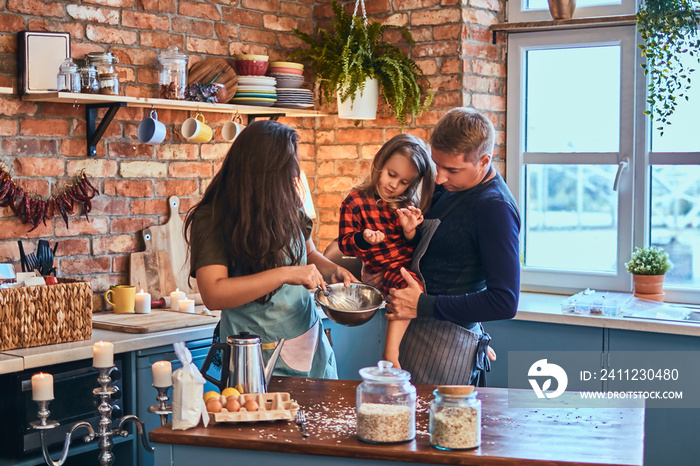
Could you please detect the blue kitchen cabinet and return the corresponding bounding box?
[135,338,216,466]
[322,310,386,380]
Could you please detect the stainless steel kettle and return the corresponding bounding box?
[200,332,285,394]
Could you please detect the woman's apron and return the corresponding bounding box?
[214,241,337,379]
[398,191,491,386]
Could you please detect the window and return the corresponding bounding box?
[506,24,700,304]
[508,0,635,22]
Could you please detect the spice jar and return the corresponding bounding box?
[57,58,80,93]
[78,60,99,94]
[158,45,189,100]
[98,73,119,96]
[429,385,481,450]
[356,361,415,444]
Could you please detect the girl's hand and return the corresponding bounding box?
[363,229,386,245]
[397,206,424,237]
[330,266,358,287]
[285,264,325,290]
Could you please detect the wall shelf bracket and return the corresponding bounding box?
[247,113,284,123]
[86,102,126,156]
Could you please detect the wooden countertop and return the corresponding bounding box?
[149,377,644,465]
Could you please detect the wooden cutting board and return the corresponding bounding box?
[149,196,198,295]
[188,57,238,103]
[92,308,218,334]
[129,228,178,300]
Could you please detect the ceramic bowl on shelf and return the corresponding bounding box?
[235,60,269,76]
[269,66,303,76]
[234,54,269,62]
[270,73,304,89]
[269,61,303,69]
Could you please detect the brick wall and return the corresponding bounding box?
[0,0,505,309]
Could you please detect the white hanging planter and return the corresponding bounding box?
[337,78,378,120]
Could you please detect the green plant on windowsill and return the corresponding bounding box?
[636,0,700,135]
[625,246,673,276]
[291,0,432,126]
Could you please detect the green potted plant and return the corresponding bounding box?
[625,246,673,300]
[636,0,700,135]
[291,0,432,126]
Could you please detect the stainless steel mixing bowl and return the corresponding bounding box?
[315,283,385,327]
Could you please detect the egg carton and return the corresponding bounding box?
[208,392,299,424]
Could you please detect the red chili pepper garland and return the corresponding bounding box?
[0,168,98,231]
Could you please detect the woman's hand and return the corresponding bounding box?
[363,229,386,245]
[330,266,357,287]
[285,264,325,291]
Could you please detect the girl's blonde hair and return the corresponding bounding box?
[355,134,435,212]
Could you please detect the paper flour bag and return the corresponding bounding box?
[171,342,209,430]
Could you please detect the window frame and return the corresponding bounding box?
[507,0,636,23]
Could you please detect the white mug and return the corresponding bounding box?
[222,120,245,142]
[137,110,166,145]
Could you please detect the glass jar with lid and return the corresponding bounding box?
[356,361,415,443]
[86,52,118,76]
[57,58,80,93]
[429,385,481,450]
[158,45,189,100]
[77,60,99,94]
[98,73,119,96]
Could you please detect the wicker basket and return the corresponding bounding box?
[0,278,92,351]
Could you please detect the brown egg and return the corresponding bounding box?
[244,394,256,402]
[243,399,259,412]
[225,396,241,412]
[206,397,223,413]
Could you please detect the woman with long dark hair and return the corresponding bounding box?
[185,120,354,378]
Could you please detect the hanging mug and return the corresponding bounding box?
[222,113,246,142]
[137,109,167,145]
[181,112,213,143]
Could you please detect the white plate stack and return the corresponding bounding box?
[275,88,313,109]
[231,76,277,107]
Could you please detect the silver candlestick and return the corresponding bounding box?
[32,366,153,466]
[147,385,173,426]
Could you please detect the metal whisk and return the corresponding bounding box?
[317,285,361,311]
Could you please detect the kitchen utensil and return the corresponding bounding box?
[295,408,309,437]
[36,239,56,276]
[17,240,27,273]
[187,57,238,102]
[315,283,384,327]
[25,252,40,273]
[200,332,285,394]
[148,196,199,295]
[129,228,178,300]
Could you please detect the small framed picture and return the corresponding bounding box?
[18,31,71,94]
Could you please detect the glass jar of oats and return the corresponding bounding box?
[429,385,481,450]
[356,361,415,444]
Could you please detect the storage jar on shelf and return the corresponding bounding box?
[98,73,119,96]
[158,45,189,100]
[86,52,120,95]
[429,385,481,450]
[57,58,80,93]
[78,60,98,94]
[356,360,415,444]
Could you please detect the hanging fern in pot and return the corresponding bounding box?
[291,0,432,126]
[637,0,700,135]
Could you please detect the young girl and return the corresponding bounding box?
[185,120,355,379]
[338,134,435,369]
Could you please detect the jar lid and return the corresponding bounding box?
[434,386,477,398]
[99,73,118,78]
[86,52,118,64]
[158,45,188,62]
[59,58,78,73]
[359,360,411,383]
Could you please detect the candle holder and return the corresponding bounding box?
[32,366,153,466]
[147,385,173,426]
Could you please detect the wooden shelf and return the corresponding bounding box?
[0,87,14,95]
[491,14,637,34]
[21,92,325,118]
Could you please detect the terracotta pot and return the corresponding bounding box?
[632,274,665,295]
[548,0,576,20]
[634,291,665,302]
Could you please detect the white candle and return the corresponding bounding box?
[31,372,54,401]
[170,288,186,311]
[93,340,114,368]
[152,360,172,387]
[178,298,195,314]
[135,289,151,314]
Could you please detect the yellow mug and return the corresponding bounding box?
[181,113,213,143]
[105,285,136,314]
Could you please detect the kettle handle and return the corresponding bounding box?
[199,342,230,391]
